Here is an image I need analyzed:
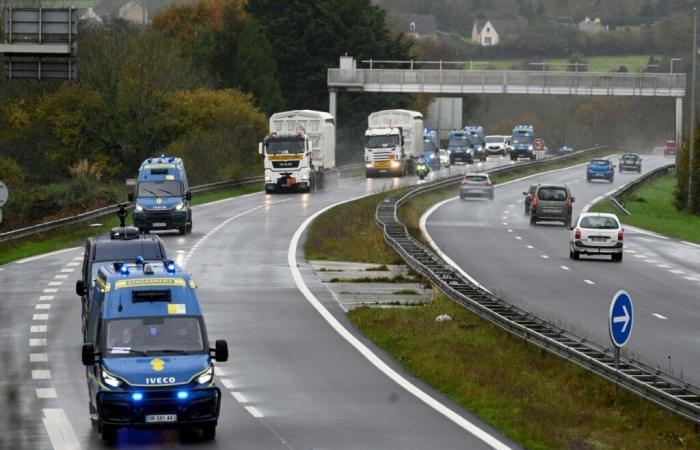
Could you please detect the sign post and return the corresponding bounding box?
[0,181,8,225]
[609,290,634,369]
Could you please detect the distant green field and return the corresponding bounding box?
[463,54,659,72]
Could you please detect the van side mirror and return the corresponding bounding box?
[213,340,228,362]
[76,280,86,297]
[128,193,135,203]
[82,343,97,366]
[185,191,192,201]
[258,142,263,155]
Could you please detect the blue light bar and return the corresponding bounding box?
[165,260,176,273]
[132,392,143,401]
[177,391,189,400]
[135,256,144,265]
[120,265,129,276]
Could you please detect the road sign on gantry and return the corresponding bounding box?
[609,290,633,348]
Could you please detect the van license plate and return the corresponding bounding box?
[145,414,177,423]
[152,222,166,227]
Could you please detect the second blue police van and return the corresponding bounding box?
[81,260,228,442]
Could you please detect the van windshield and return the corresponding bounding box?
[137,181,183,197]
[104,316,205,356]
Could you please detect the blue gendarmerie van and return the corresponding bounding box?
[81,260,228,443]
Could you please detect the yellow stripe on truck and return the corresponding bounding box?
[374,161,392,169]
[268,154,304,161]
[114,278,187,289]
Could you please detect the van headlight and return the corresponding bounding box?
[102,368,125,388]
[135,204,144,212]
[196,365,214,385]
[174,202,185,211]
[528,145,534,151]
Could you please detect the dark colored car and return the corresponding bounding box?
[522,184,539,214]
[586,159,615,182]
[530,184,575,227]
[618,153,642,173]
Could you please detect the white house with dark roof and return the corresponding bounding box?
[471,19,528,46]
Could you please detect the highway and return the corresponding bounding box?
[0,160,520,449]
[423,155,700,385]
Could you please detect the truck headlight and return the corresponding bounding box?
[174,202,184,211]
[390,160,401,168]
[365,163,372,168]
[102,368,124,388]
[135,204,144,212]
[196,365,214,385]
[300,173,310,181]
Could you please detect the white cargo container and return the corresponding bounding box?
[260,110,335,192]
[364,109,424,177]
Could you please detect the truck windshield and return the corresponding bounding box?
[364,135,399,148]
[266,139,305,154]
[449,135,468,146]
[104,316,205,355]
[512,131,532,144]
[137,181,183,197]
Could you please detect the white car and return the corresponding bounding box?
[438,149,450,167]
[484,135,508,157]
[569,212,623,262]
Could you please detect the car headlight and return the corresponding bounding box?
[135,204,144,212]
[528,145,534,151]
[196,365,214,385]
[102,368,124,388]
[174,202,184,211]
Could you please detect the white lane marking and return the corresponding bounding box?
[652,313,668,320]
[219,379,235,390]
[560,266,570,271]
[509,204,515,207]
[36,304,51,310]
[30,338,47,347]
[60,268,75,273]
[526,245,534,249]
[31,325,47,333]
[683,276,699,281]
[43,289,58,294]
[33,314,49,321]
[30,353,48,362]
[540,255,549,259]
[66,262,80,267]
[39,295,54,301]
[292,198,510,450]
[507,229,513,233]
[244,406,264,418]
[73,256,84,261]
[670,269,685,275]
[47,281,63,286]
[656,264,671,268]
[214,366,227,376]
[584,279,595,285]
[515,236,522,240]
[54,275,69,279]
[682,240,700,249]
[15,247,81,264]
[624,249,636,254]
[502,222,507,226]
[231,392,248,403]
[36,388,57,399]
[625,225,670,240]
[42,408,81,450]
[32,370,51,380]
[633,254,647,259]
[644,260,659,264]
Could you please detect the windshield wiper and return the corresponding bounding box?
[141,188,159,197]
[107,348,149,356]
[159,190,177,196]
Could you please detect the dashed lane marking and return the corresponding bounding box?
[584,279,595,285]
[43,289,58,293]
[30,338,47,347]
[541,255,549,259]
[39,295,54,301]
[516,236,522,240]
[32,370,51,380]
[220,379,235,389]
[527,245,534,249]
[670,269,685,275]
[31,325,47,333]
[245,406,264,418]
[657,264,671,268]
[54,275,69,280]
[560,266,570,271]
[36,304,51,310]
[36,388,57,399]
[231,392,248,403]
[33,314,49,321]
[66,262,80,267]
[30,353,48,362]
[60,268,74,273]
[507,229,513,233]
[652,313,668,320]
[43,408,81,450]
[502,222,507,226]
[47,281,63,286]
[214,366,227,376]
[633,254,647,259]
[684,276,699,281]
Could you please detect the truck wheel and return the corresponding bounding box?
[101,424,118,443]
[265,185,276,194]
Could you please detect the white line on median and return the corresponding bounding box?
[290,197,512,450]
[652,313,668,320]
[42,408,81,450]
[15,247,81,264]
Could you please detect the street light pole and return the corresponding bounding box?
[689,7,698,210]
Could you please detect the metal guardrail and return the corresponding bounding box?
[608,163,676,216]
[375,147,700,424]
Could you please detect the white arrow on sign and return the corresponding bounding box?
[613,305,631,333]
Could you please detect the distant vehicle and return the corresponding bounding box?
[529,184,574,227]
[464,126,486,162]
[653,146,665,155]
[365,109,423,177]
[522,183,539,215]
[261,110,335,192]
[484,135,508,157]
[130,156,192,235]
[618,153,642,173]
[509,125,536,161]
[664,140,676,157]
[447,130,473,164]
[459,173,494,200]
[438,149,450,167]
[415,157,430,180]
[559,145,573,155]
[569,212,624,262]
[586,158,615,182]
[422,129,441,170]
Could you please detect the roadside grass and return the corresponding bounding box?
[591,175,700,244]
[0,182,263,266]
[349,295,700,450]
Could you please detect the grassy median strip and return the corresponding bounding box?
[591,175,700,245]
[0,182,263,266]
[349,296,699,449]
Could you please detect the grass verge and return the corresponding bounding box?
[591,175,700,244]
[349,295,699,449]
[0,182,263,266]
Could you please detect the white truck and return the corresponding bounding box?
[259,110,335,193]
[364,109,424,177]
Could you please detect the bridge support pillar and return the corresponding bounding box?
[676,97,683,160]
[329,89,337,121]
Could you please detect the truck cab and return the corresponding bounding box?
[81,260,228,443]
[364,127,406,176]
[130,156,192,235]
[260,132,315,192]
[510,125,536,161]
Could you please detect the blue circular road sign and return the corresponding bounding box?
[609,290,633,348]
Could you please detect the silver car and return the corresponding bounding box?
[459,173,494,200]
